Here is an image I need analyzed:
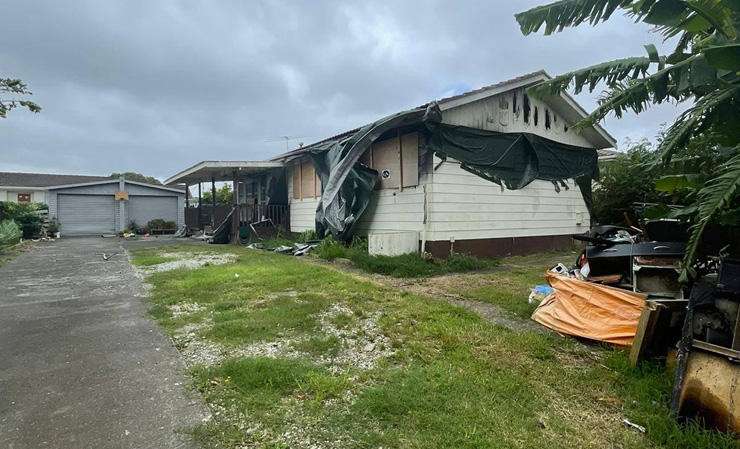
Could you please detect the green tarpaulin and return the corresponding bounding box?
[310,103,599,241]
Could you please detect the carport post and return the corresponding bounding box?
[231,170,239,244]
[197,182,202,230]
[211,176,216,228]
[184,183,189,208]
[118,176,125,233]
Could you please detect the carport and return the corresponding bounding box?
[47,178,185,236]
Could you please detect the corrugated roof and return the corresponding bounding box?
[0,172,113,187]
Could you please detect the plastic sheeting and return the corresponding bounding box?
[310,107,431,240]
[310,103,600,240]
[532,272,646,346]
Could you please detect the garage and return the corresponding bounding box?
[47,179,185,236]
[128,195,179,228]
[58,194,117,235]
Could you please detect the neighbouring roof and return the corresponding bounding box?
[597,148,622,161]
[0,172,113,188]
[164,160,285,186]
[271,70,617,162]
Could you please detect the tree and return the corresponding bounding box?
[110,172,162,185]
[1,78,41,118]
[515,0,740,280]
[200,184,233,205]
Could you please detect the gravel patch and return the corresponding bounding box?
[138,252,237,274]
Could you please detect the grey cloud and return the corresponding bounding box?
[1,1,684,179]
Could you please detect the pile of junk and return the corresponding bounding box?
[529,218,739,434]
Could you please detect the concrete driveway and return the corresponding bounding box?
[0,237,207,449]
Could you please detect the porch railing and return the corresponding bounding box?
[237,204,290,232]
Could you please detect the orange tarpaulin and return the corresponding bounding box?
[532,272,647,346]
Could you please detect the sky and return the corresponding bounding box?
[1,1,687,181]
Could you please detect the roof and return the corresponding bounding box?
[46,178,185,193]
[270,70,617,162]
[597,148,621,161]
[164,160,285,186]
[0,172,112,188]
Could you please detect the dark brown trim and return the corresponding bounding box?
[425,234,579,259]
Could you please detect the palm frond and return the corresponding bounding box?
[681,151,740,281]
[573,54,703,127]
[530,57,652,98]
[515,0,636,35]
[659,85,740,162]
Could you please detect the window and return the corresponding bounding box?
[17,193,31,203]
[292,160,320,200]
[369,132,419,190]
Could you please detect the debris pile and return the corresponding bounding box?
[528,219,739,433]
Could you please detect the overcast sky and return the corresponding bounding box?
[2,1,686,180]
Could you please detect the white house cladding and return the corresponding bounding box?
[166,71,616,256]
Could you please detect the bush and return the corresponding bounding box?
[0,202,43,239]
[315,236,497,277]
[315,236,348,261]
[0,220,22,249]
[146,219,177,232]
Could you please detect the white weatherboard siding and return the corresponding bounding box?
[287,170,319,232]
[354,186,425,234]
[426,89,593,242]
[426,158,589,242]
[441,87,593,148]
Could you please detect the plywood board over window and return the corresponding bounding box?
[292,165,301,199]
[372,137,401,189]
[300,161,316,199]
[401,132,419,187]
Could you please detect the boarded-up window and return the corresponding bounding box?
[369,132,419,190]
[315,173,322,197]
[300,161,316,199]
[401,133,419,187]
[292,165,300,199]
[372,137,401,189]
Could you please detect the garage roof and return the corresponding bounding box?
[0,172,112,187]
[47,178,185,193]
[164,161,284,186]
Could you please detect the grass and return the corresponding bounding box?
[459,250,580,319]
[132,244,736,449]
[315,237,500,277]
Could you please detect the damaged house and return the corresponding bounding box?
[166,71,616,257]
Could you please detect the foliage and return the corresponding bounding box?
[593,139,664,224]
[200,184,233,205]
[46,219,60,234]
[315,236,498,277]
[0,78,41,118]
[110,172,162,185]
[0,220,22,249]
[681,151,740,281]
[516,0,740,278]
[0,202,43,239]
[146,218,177,232]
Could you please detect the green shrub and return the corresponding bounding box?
[0,202,43,239]
[146,218,177,232]
[315,236,348,261]
[314,235,497,277]
[0,220,22,249]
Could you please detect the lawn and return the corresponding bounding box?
[131,244,734,449]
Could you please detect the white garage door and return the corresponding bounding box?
[127,195,178,228]
[58,194,116,236]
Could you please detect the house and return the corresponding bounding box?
[0,172,185,236]
[166,71,616,257]
[0,172,112,204]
